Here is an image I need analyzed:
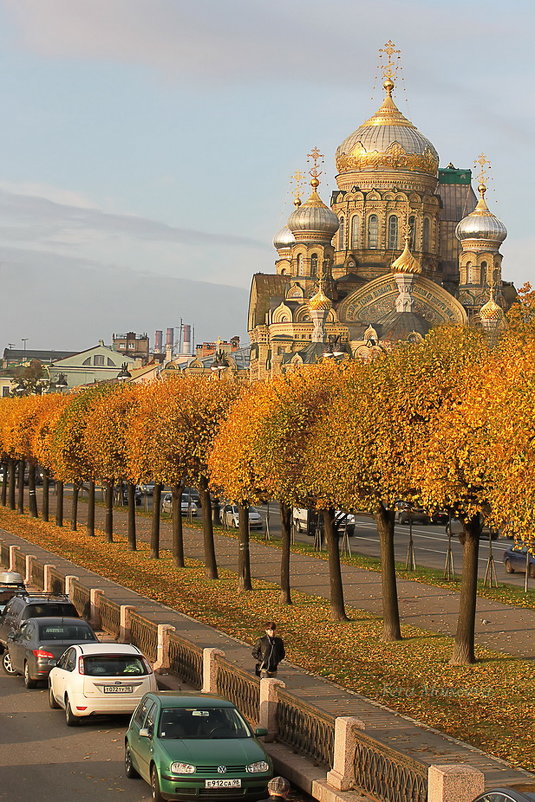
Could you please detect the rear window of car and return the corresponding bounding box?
[38,623,95,641]
[83,655,150,676]
[25,603,78,619]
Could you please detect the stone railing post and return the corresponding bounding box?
[119,605,136,643]
[428,765,485,802]
[90,589,103,629]
[25,555,35,586]
[64,576,79,598]
[259,677,285,741]
[8,545,20,571]
[202,648,225,693]
[43,564,56,592]
[154,624,175,671]
[326,716,365,791]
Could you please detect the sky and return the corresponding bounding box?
[0,0,533,351]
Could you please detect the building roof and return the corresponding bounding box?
[3,348,76,363]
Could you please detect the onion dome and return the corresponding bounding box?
[335,77,439,191]
[288,178,339,242]
[479,296,504,322]
[308,285,332,312]
[456,183,507,247]
[391,235,421,274]
[273,225,295,251]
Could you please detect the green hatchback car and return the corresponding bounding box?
[125,692,273,801]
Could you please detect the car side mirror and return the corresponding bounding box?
[139,727,151,738]
[254,727,268,737]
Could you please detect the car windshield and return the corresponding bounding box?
[38,623,95,641]
[83,655,148,676]
[158,707,252,740]
[26,604,78,618]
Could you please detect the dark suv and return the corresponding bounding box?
[0,594,79,672]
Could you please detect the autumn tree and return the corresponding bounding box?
[0,397,23,511]
[31,394,71,521]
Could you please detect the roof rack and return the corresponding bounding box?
[22,592,71,600]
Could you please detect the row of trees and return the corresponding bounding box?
[1,310,534,665]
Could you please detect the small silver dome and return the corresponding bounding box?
[273,225,295,250]
[456,189,507,244]
[288,186,339,239]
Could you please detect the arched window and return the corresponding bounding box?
[296,254,303,275]
[387,215,398,250]
[408,216,416,250]
[280,268,286,275]
[338,216,345,250]
[310,253,318,276]
[467,262,479,284]
[422,217,430,252]
[368,215,378,249]
[350,215,359,248]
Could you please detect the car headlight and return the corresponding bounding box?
[170,762,196,774]
[246,761,270,773]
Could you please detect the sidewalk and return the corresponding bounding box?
[44,492,535,660]
[1,525,533,793]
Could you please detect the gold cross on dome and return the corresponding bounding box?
[307,147,324,180]
[475,153,491,185]
[379,40,401,81]
[291,169,305,205]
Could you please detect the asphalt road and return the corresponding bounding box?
[0,664,151,802]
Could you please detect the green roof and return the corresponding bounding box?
[438,167,472,185]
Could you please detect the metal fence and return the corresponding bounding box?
[99,597,121,638]
[215,656,260,726]
[168,632,203,690]
[71,580,91,619]
[276,688,335,769]
[129,612,158,663]
[351,727,428,802]
[31,559,44,590]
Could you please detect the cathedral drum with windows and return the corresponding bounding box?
[247,42,515,380]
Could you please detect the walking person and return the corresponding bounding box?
[252,622,285,678]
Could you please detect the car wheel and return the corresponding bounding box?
[125,743,139,779]
[65,696,79,726]
[2,650,16,675]
[234,520,239,528]
[24,662,37,689]
[504,559,514,574]
[48,683,59,709]
[151,764,164,802]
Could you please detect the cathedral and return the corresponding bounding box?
[247,42,515,380]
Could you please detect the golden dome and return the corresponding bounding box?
[456,183,507,245]
[391,236,421,274]
[308,286,332,311]
[479,297,504,322]
[335,79,439,182]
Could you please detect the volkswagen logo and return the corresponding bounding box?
[217,766,227,774]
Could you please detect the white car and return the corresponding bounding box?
[48,643,158,725]
[161,492,199,516]
[221,504,263,530]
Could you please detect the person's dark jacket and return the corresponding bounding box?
[252,634,285,673]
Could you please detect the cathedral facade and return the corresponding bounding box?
[247,44,514,380]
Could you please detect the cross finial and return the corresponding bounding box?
[291,169,305,207]
[307,147,324,188]
[475,153,491,187]
[379,40,401,83]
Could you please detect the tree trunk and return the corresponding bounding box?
[237,502,252,591]
[127,483,137,551]
[279,502,292,605]
[322,508,348,621]
[71,483,79,531]
[374,503,402,641]
[42,469,49,521]
[55,481,64,527]
[451,515,481,665]
[199,477,218,579]
[17,459,25,513]
[151,483,162,559]
[8,458,16,510]
[211,497,221,526]
[28,463,38,518]
[1,461,7,506]
[87,480,95,536]
[104,481,114,542]
[172,483,185,567]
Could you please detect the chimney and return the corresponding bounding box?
[181,324,192,356]
[154,330,163,354]
[165,327,174,362]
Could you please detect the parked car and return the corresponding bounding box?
[292,508,355,536]
[48,642,158,725]
[0,571,26,615]
[161,492,199,517]
[394,502,429,525]
[0,593,79,673]
[125,692,272,802]
[6,616,97,688]
[221,505,263,531]
[114,485,142,506]
[446,517,499,540]
[503,545,535,578]
[430,509,449,526]
[139,483,156,496]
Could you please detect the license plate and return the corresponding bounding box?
[205,780,241,789]
[103,685,133,693]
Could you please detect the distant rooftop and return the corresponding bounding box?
[3,348,76,364]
